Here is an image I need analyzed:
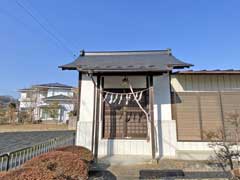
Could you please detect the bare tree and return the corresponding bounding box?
[206,112,240,177]
[47,101,60,120]
[6,102,17,124]
[0,106,7,124]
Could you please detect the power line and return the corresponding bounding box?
[24,0,80,52]
[15,0,76,57]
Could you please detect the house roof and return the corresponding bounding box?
[44,95,72,101]
[33,83,73,89]
[59,49,193,73]
[173,69,240,75]
[19,88,35,92]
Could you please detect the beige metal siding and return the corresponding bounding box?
[171,75,240,92]
[200,93,223,140]
[173,91,240,141]
[221,92,240,141]
[172,92,201,141]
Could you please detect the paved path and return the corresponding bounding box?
[0,130,75,154]
[89,156,231,179]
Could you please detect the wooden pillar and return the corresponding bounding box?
[94,75,101,161]
[149,75,156,160]
[76,72,82,122]
[74,72,82,145]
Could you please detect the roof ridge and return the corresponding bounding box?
[81,49,171,56]
[33,82,73,88]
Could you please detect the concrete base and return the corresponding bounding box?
[176,150,213,160]
[98,155,152,166]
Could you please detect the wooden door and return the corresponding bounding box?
[103,89,148,139]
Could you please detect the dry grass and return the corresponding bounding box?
[55,146,94,162]
[0,123,73,132]
[1,150,89,180]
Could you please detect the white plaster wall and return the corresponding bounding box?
[103,76,146,89]
[153,74,177,158]
[76,74,95,150]
[98,139,151,156]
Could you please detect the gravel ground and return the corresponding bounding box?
[0,130,75,154]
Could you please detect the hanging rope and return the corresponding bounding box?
[118,94,123,104]
[109,94,113,104]
[113,94,118,103]
[102,87,152,106]
[103,92,108,102]
[101,87,151,95]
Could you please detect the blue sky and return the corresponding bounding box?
[0,0,240,97]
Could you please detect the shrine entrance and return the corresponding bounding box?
[102,89,149,139]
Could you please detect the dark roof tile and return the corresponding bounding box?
[59,49,192,72]
[33,83,73,88]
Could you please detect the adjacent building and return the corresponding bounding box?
[60,49,240,161]
[19,83,76,123]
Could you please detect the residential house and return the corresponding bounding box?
[19,83,76,123]
[60,49,240,161]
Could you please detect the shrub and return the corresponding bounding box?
[55,146,94,163]
[1,151,89,180]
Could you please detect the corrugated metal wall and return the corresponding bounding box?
[171,74,240,142]
[171,74,240,92]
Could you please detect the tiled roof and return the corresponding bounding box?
[33,83,73,88]
[59,49,192,73]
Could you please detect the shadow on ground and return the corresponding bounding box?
[89,170,117,180]
[88,161,117,180]
[139,169,231,179]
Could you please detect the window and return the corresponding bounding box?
[103,89,148,139]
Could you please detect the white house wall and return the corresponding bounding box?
[47,89,73,97]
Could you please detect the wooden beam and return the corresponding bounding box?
[94,75,101,161]
[91,83,96,152]
[77,72,82,122]
[74,72,82,145]
[149,75,156,159]
[91,72,165,76]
